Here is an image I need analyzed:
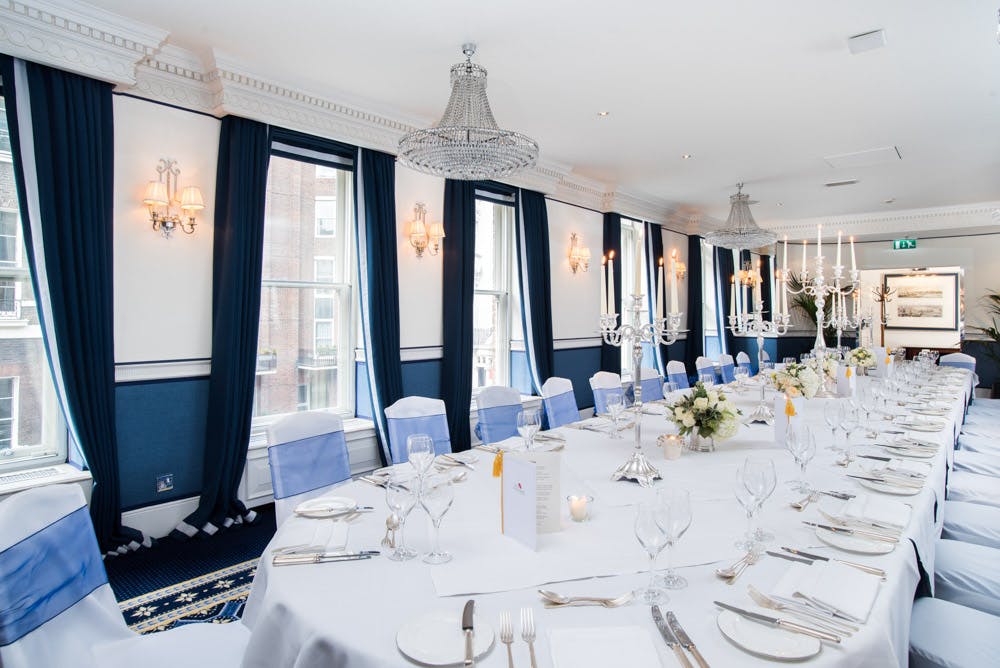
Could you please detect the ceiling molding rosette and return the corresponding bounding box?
[0,0,167,85]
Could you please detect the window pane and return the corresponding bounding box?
[472,293,501,391]
[315,196,336,237]
[314,257,335,283]
[474,200,498,290]
[0,211,17,265]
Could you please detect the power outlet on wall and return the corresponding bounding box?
[156,473,174,493]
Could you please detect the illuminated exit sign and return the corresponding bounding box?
[892,239,917,250]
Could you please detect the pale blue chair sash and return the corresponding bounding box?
[592,387,624,414]
[719,363,736,383]
[387,415,452,464]
[0,505,106,645]
[639,377,664,401]
[667,371,689,389]
[738,360,754,376]
[543,390,578,428]
[476,404,521,444]
[941,360,976,372]
[268,432,350,500]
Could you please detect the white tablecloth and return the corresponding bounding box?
[241,372,968,668]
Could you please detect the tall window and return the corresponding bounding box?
[701,240,721,357]
[253,154,354,420]
[620,219,648,378]
[0,90,66,471]
[472,196,521,392]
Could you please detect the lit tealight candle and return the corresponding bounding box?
[567,495,592,522]
[660,434,683,460]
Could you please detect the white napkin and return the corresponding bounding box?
[842,493,911,530]
[773,561,881,623]
[550,627,660,668]
[888,459,930,475]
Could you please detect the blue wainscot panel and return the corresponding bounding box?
[401,359,442,399]
[115,377,209,510]
[553,346,602,410]
[510,350,532,396]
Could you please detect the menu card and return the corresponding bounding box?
[774,396,802,446]
[837,364,857,397]
[874,346,894,376]
[501,451,561,550]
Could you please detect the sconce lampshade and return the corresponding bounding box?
[179,186,205,212]
[143,181,169,207]
[410,218,427,237]
[429,222,446,239]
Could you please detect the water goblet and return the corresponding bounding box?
[632,502,669,604]
[420,473,455,564]
[743,456,776,544]
[406,434,435,478]
[606,394,624,439]
[786,425,817,493]
[385,471,419,561]
[782,357,796,366]
[734,467,760,553]
[823,400,841,449]
[517,408,541,450]
[655,488,692,589]
[698,373,715,389]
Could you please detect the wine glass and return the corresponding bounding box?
[606,394,624,439]
[406,434,435,478]
[786,425,817,493]
[782,357,796,366]
[742,456,776,544]
[750,457,777,544]
[517,408,541,450]
[664,381,679,397]
[840,403,860,463]
[734,467,759,553]
[823,400,841,448]
[384,471,419,561]
[698,373,715,389]
[632,502,669,604]
[733,367,750,391]
[656,488,692,590]
[419,473,455,564]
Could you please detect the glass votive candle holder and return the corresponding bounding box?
[567,495,594,522]
[658,434,683,460]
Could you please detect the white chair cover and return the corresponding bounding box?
[718,354,736,383]
[934,538,1000,617]
[589,371,623,415]
[953,450,1000,476]
[694,356,718,383]
[736,351,754,376]
[638,367,664,402]
[267,413,350,527]
[665,360,689,389]
[939,352,976,372]
[909,597,1000,668]
[475,386,522,444]
[948,470,1000,508]
[957,432,1000,454]
[942,501,1000,550]
[541,377,578,428]
[384,396,452,464]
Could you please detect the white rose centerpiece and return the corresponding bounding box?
[849,347,876,369]
[769,362,821,399]
[667,382,742,451]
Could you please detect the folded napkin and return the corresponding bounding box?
[888,459,930,475]
[773,561,881,623]
[550,627,660,668]
[841,493,911,530]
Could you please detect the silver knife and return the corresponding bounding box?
[651,606,693,668]
[766,550,813,564]
[442,454,475,470]
[713,601,841,643]
[272,552,375,566]
[802,521,898,543]
[781,547,886,578]
[461,599,475,667]
[666,611,710,668]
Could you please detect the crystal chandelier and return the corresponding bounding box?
[704,183,777,250]
[398,44,539,180]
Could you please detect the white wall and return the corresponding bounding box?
[546,200,603,344]
[113,96,219,363]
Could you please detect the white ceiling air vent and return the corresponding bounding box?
[824,146,901,169]
[847,29,886,54]
[825,179,859,188]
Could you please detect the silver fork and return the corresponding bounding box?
[520,608,537,668]
[499,611,515,668]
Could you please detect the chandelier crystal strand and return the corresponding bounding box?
[398,44,539,180]
[705,183,777,250]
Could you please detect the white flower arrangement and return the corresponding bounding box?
[667,382,742,441]
[769,362,821,399]
[849,347,876,369]
[805,355,838,381]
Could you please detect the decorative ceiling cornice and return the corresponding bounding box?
[0,0,167,85]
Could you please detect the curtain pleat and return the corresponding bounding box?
[600,213,623,373]
[715,246,736,356]
[355,149,403,465]
[683,235,705,373]
[644,221,666,374]
[441,180,477,452]
[761,254,773,318]
[515,189,555,393]
[173,116,270,539]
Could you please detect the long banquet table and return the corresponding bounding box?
[241,371,972,668]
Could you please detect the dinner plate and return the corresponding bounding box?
[857,479,922,497]
[716,610,821,661]
[880,445,936,460]
[815,527,895,555]
[397,610,494,665]
[912,407,950,417]
[896,420,946,433]
[294,496,357,518]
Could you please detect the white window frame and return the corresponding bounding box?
[701,239,719,340]
[472,198,516,396]
[0,376,18,449]
[314,195,337,238]
[0,209,20,267]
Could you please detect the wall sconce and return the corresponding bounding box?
[670,249,687,280]
[409,202,445,257]
[568,233,591,273]
[142,158,204,239]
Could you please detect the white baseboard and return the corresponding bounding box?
[122,495,200,539]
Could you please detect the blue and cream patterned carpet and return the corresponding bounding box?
[108,505,276,633]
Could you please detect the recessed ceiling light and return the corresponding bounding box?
[597,111,610,117]
[681,153,692,159]
[884,197,896,204]
[776,202,784,207]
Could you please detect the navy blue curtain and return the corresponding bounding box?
[441,180,477,452]
[356,149,403,465]
[175,117,270,539]
[683,235,705,372]
[761,254,773,318]
[0,57,142,552]
[716,246,736,355]
[601,213,623,373]
[515,189,555,393]
[644,221,666,373]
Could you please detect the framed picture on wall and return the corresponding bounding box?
[883,272,959,331]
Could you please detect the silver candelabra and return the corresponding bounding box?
[728,305,790,425]
[599,294,683,487]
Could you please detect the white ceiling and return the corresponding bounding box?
[88,0,1000,228]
